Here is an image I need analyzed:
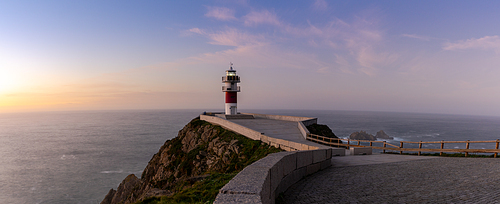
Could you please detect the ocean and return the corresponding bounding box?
[1,109,500,204]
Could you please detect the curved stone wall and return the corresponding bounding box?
[214,148,333,204]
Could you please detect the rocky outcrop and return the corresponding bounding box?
[100,117,281,204]
[375,130,393,140]
[349,130,393,141]
[307,123,339,140]
[349,131,377,141]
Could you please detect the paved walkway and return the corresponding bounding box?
[331,153,437,167]
[283,154,500,203]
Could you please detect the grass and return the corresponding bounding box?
[136,173,236,204]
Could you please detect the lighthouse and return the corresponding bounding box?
[222,63,240,115]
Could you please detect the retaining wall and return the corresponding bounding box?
[214,148,333,204]
[200,114,324,151]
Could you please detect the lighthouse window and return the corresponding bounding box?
[226,71,236,76]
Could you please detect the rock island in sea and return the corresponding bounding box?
[100,117,282,204]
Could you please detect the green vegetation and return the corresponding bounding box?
[136,173,236,204]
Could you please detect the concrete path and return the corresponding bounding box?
[283,155,500,203]
[228,118,328,149]
[331,153,437,167]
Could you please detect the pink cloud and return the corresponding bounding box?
[206,28,265,46]
[188,28,205,35]
[190,7,397,76]
[243,10,280,26]
[402,34,430,41]
[312,0,328,11]
[443,35,500,52]
[205,7,237,21]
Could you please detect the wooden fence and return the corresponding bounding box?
[307,133,500,158]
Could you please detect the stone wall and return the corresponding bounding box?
[214,148,333,204]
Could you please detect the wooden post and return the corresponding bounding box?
[440,140,444,156]
[495,139,499,158]
[383,141,386,153]
[418,141,422,156]
[400,141,403,154]
[465,140,470,157]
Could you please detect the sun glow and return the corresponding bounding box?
[0,70,20,94]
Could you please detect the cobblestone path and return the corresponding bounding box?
[283,157,500,203]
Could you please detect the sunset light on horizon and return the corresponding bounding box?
[2,0,500,116]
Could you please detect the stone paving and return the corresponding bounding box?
[283,156,500,203]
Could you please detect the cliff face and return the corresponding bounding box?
[101,117,281,204]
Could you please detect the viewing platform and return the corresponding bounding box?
[201,111,500,204]
[201,112,346,204]
[200,112,344,153]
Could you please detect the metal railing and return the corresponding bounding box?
[222,76,240,82]
[307,133,500,157]
[222,86,240,92]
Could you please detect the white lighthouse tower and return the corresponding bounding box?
[222,63,240,115]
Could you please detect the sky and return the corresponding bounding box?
[1,0,500,116]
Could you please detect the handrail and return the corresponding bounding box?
[307,133,500,157]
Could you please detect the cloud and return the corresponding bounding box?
[188,28,205,35]
[188,27,265,47]
[191,7,398,76]
[205,6,237,21]
[402,34,430,41]
[443,35,500,52]
[208,28,266,47]
[312,0,328,11]
[355,47,399,76]
[181,26,331,72]
[243,10,280,26]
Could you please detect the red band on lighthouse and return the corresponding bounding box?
[225,92,237,103]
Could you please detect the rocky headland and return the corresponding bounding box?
[100,116,341,204]
[100,117,282,204]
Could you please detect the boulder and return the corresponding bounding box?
[349,131,376,141]
[375,130,393,140]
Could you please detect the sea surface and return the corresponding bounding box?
[1,109,500,204]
